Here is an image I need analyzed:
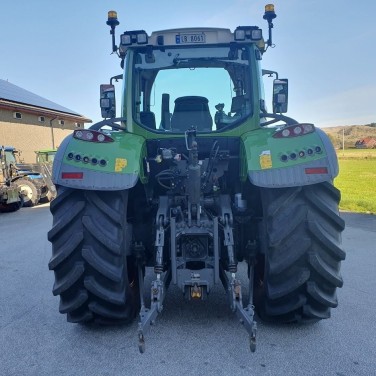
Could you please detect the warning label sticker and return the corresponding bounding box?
[115,158,127,172]
[259,150,272,169]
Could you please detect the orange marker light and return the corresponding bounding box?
[107,10,118,20]
[265,4,275,12]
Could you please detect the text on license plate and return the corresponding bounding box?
[176,33,206,44]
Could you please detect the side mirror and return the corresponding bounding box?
[273,79,288,114]
[100,84,116,118]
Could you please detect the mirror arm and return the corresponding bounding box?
[262,69,278,79]
[110,74,123,85]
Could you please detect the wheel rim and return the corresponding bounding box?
[19,185,33,200]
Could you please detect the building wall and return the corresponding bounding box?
[0,121,72,163]
[0,109,78,162]
[0,108,82,129]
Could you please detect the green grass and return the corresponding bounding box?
[334,149,376,214]
[335,148,376,159]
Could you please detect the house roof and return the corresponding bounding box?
[356,137,376,143]
[0,79,90,122]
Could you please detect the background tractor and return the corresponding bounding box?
[48,5,345,352]
[24,149,57,202]
[0,146,23,212]
[3,147,56,206]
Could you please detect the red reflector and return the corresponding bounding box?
[61,172,83,179]
[305,167,328,175]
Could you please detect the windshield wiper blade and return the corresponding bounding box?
[173,57,229,65]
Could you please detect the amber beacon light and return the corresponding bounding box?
[107,11,119,26]
[107,10,120,53]
[263,4,277,47]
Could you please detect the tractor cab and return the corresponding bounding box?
[35,149,57,164]
[101,5,289,136]
[128,38,255,133]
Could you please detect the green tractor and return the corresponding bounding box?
[34,149,57,202]
[3,147,47,207]
[8,148,57,204]
[48,5,345,352]
[0,146,23,212]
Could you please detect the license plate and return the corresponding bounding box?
[176,33,206,44]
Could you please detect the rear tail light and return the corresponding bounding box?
[273,123,315,138]
[305,167,328,175]
[61,172,84,179]
[73,130,114,143]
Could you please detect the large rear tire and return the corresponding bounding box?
[48,186,139,324]
[0,194,23,212]
[39,189,55,203]
[256,182,345,323]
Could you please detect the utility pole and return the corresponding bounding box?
[342,128,344,150]
[342,127,345,156]
[50,117,57,149]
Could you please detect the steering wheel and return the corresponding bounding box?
[89,117,127,131]
[260,112,299,127]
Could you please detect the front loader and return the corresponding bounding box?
[48,4,345,353]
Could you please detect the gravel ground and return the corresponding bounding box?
[0,207,375,376]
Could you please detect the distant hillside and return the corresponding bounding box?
[320,124,376,148]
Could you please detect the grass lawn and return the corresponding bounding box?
[334,149,376,214]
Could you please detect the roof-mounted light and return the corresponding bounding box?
[121,33,132,46]
[263,4,277,47]
[264,4,275,14]
[106,10,120,53]
[120,30,148,46]
[250,29,262,40]
[137,32,148,44]
[234,29,246,41]
[234,26,262,42]
[107,11,119,28]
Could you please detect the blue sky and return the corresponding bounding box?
[1,0,375,128]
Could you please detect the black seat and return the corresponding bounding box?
[140,111,156,129]
[170,96,212,132]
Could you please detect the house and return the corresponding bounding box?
[0,79,91,162]
[355,137,376,149]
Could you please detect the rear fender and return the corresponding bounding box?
[52,132,145,191]
[243,127,338,188]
